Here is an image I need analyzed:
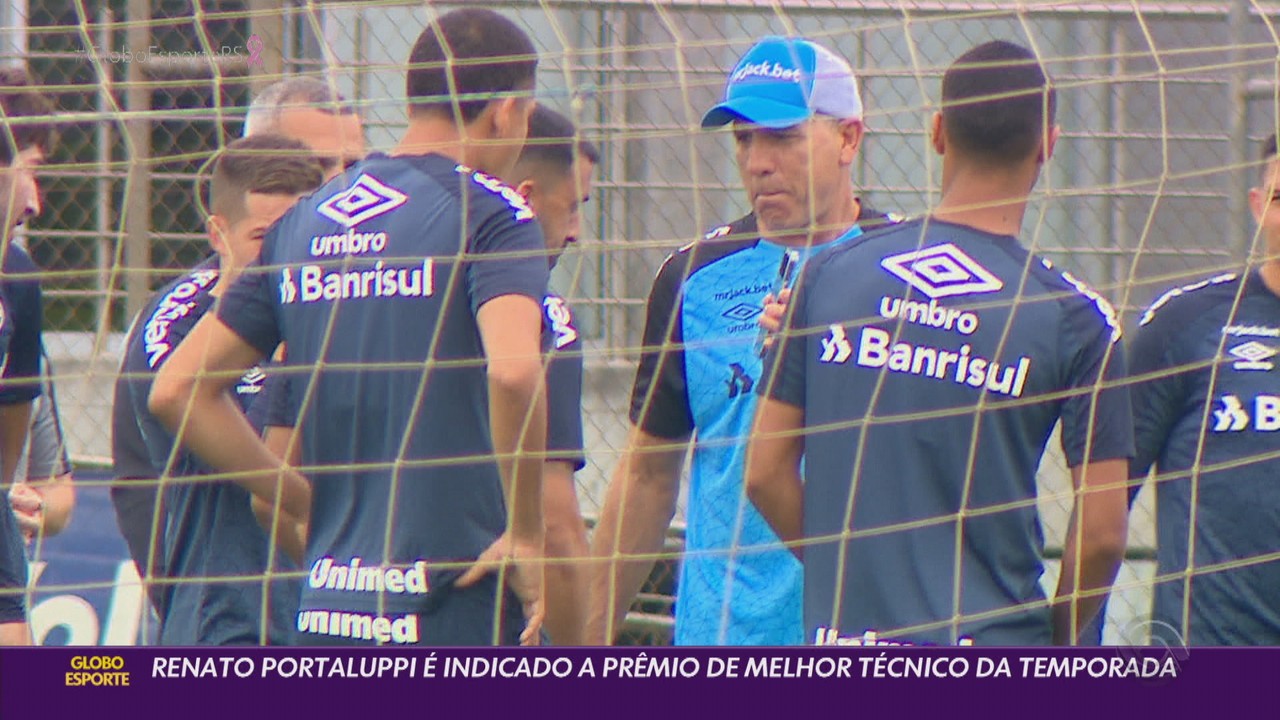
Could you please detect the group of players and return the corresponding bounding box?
[0,6,1273,647]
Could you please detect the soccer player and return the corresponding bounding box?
[0,67,54,647]
[110,77,366,614]
[747,40,1131,646]
[512,106,597,645]
[587,37,895,646]
[118,134,324,645]
[149,8,550,646]
[1127,132,1280,645]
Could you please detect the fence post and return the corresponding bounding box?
[123,0,150,324]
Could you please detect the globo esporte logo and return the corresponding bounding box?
[66,654,130,687]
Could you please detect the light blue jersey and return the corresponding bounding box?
[629,211,895,645]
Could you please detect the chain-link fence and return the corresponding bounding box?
[16,0,1280,644]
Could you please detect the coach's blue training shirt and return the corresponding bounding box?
[122,260,299,645]
[766,217,1133,646]
[0,243,44,625]
[631,210,893,646]
[218,153,550,646]
[1130,270,1280,645]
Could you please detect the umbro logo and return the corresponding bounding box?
[880,243,1004,299]
[1228,341,1276,371]
[316,174,408,228]
[722,303,763,322]
[237,366,266,395]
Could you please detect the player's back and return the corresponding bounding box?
[791,217,1129,645]
[260,153,549,643]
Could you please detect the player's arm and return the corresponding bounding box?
[1055,459,1128,645]
[455,294,548,646]
[251,371,307,561]
[0,403,31,487]
[10,393,75,539]
[452,198,553,645]
[542,337,590,646]
[586,251,695,645]
[0,622,30,646]
[1053,300,1133,645]
[745,398,804,554]
[1126,302,1191,501]
[149,314,309,524]
[586,426,687,645]
[746,267,813,556]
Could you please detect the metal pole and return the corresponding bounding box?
[94,8,113,338]
[123,0,150,322]
[1226,0,1250,264]
[248,0,285,91]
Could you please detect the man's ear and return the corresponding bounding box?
[488,96,523,139]
[515,178,536,202]
[837,119,865,165]
[930,111,945,156]
[1038,124,1061,164]
[207,215,229,256]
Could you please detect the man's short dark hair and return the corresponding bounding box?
[1259,132,1279,187]
[515,106,600,177]
[210,134,324,222]
[0,67,55,165]
[406,8,538,124]
[941,40,1056,165]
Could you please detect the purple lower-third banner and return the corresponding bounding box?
[0,646,1270,717]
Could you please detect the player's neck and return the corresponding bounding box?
[934,165,1035,237]
[209,257,237,298]
[762,196,862,248]
[391,118,474,166]
[1257,260,1280,299]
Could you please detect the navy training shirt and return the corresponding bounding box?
[0,243,40,625]
[1129,270,1280,645]
[120,260,299,645]
[766,217,1133,646]
[254,292,585,471]
[217,153,550,646]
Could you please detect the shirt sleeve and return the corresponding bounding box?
[761,261,814,409]
[1126,302,1191,491]
[628,252,694,440]
[22,392,67,482]
[545,336,586,470]
[465,207,551,314]
[218,239,283,356]
[112,320,156,481]
[0,276,43,404]
[260,373,298,430]
[1058,295,1135,468]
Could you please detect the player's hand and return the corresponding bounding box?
[457,531,546,646]
[758,288,792,354]
[8,484,44,543]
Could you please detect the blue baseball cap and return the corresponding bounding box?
[701,37,863,129]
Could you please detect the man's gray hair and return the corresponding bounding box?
[243,77,352,137]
